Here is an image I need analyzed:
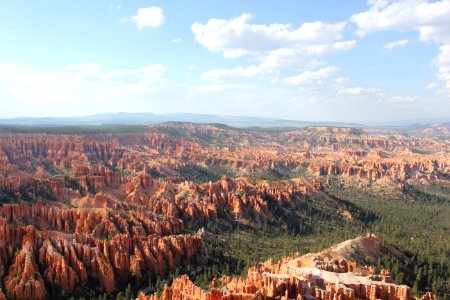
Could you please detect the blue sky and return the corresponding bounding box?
[0,0,449,122]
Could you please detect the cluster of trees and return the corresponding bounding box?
[184,177,449,298]
[64,176,82,193]
[0,182,57,204]
[324,177,449,298]
[176,165,222,183]
[0,124,149,135]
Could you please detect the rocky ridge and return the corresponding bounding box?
[138,235,436,300]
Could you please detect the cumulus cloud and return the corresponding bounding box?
[201,40,356,82]
[384,39,409,50]
[261,41,356,70]
[281,66,339,86]
[192,13,348,57]
[350,0,450,42]
[334,77,380,96]
[194,14,355,82]
[436,44,450,92]
[121,6,165,30]
[351,0,450,95]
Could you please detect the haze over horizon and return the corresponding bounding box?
[0,111,448,127]
[1,0,450,122]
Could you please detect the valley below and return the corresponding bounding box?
[0,123,448,300]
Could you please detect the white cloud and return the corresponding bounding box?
[172,38,182,43]
[351,0,450,96]
[332,76,425,105]
[281,66,339,86]
[426,82,440,90]
[385,95,419,103]
[261,41,356,70]
[338,86,380,95]
[108,4,121,10]
[122,6,165,30]
[350,0,450,42]
[192,13,348,57]
[436,44,450,92]
[384,39,409,50]
[193,14,355,82]
[201,40,356,82]
[335,76,350,85]
[334,76,380,96]
[341,87,365,95]
[201,64,279,82]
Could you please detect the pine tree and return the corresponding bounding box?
[427,263,433,288]
[156,276,165,295]
[125,283,133,300]
[174,267,181,279]
[412,267,422,294]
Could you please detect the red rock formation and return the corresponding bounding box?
[0,199,205,294]
[138,234,429,300]
[138,262,415,300]
[416,292,436,300]
[4,240,47,300]
[0,289,6,300]
[307,156,448,183]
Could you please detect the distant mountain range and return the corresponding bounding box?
[0,112,448,128]
[0,112,362,128]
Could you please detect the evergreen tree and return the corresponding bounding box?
[125,283,133,300]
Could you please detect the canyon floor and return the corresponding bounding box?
[0,123,448,300]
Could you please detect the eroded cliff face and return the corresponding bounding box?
[308,156,448,183]
[0,173,335,298]
[0,171,356,299]
[0,200,205,298]
[122,175,348,233]
[138,262,406,300]
[4,240,46,300]
[138,235,434,300]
